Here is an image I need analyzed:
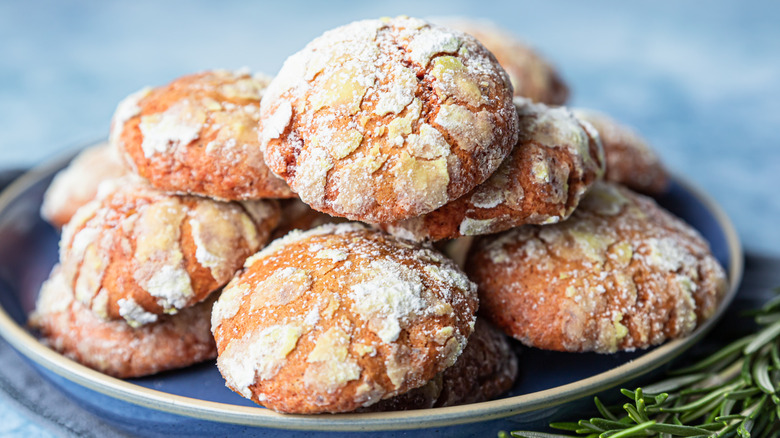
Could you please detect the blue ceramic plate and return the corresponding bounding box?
[0,146,742,437]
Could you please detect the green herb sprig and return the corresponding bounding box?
[504,290,780,438]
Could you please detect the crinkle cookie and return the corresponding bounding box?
[381,98,605,241]
[29,266,217,378]
[467,182,727,353]
[59,176,279,326]
[111,69,294,200]
[41,142,128,228]
[573,109,669,195]
[270,198,345,240]
[211,223,478,413]
[434,17,569,105]
[260,16,518,223]
[364,319,518,411]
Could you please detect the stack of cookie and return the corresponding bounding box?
[33,16,726,414]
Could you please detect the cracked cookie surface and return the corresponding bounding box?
[468,182,727,353]
[112,69,294,200]
[58,176,279,326]
[260,16,518,223]
[382,98,605,241]
[363,319,518,411]
[574,109,669,195]
[41,142,128,228]
[435,17,569,105]
[211,223,477,413]
[30,266,217,378]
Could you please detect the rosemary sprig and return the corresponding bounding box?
[506,287,780,438]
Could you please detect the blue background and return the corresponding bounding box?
[1,1,779,436]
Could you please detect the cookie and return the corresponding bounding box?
[435,17,569,105]
[381,98,605,241]
[29,266,217,378]
[573,109,669,195]
[260,16,518,223]
[40,142,127,228]
[270,198,345,240]
[211,223,478,413]
[468,182,727,353]
[111,69,295,200]
[59,176,279,326]
[364,319,518,411]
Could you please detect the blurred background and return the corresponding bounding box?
[1,0,779,253]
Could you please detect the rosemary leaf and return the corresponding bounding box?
[509,288,780,438]
[644,375,707,395]
[747,395,768,420]
[647,423,713,436]
[770,342,780,372]
[619,388,655,402]
[727,388,763,400]
[760,293,780,313]
[752,354,776,394]
[594,397,619,422]
[510,431,578,438]
[744,320,780,355]
[577,421,605,433]
[589,419,630,431]
[700,422,732,431]
[549,422,581,432]
[737,417,754,438]
[671,337,751,375]
[715,414,746,422]
[623,403,648,423]
[755,313,780,325]
[680,394,731,424]
[662,384,738,413]
[601,421,655,438]
[720,398,737,416]
[715,421,742,438]
[654,393,670,406]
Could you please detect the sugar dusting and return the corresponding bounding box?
[211,224,477,411]
[260,16,517,223]
[471,182,728,353]
[383,97,605,241]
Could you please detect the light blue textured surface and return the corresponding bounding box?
[0,1,778,436]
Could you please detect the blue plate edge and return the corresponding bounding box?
[0,147,744,433]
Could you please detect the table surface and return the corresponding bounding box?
[1,1,779,436]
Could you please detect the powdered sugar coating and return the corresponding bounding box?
[468,182,728,353]
[434,17,569,105]
[212,224,478,413]
[363,319,518,411]
[58,176,279,326]
[573,108,669,195]
[29,266,216,378]
[40,143,128,228]
[382,98,605,241]
[113,70,294,200]
[260,16,518,223]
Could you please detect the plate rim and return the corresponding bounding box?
[0,146,744,432]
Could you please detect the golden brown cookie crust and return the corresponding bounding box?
[382,98,605,241]
[364,319,518,411]
[59,176,279,326]
[260,16,518,223]
[468,182,727,353]
[435,17,569,105]
[211,223,478,413]
[29,266,217,378]
[112,69,295,200]
[574,109,669,195]
[41,143,128,228]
